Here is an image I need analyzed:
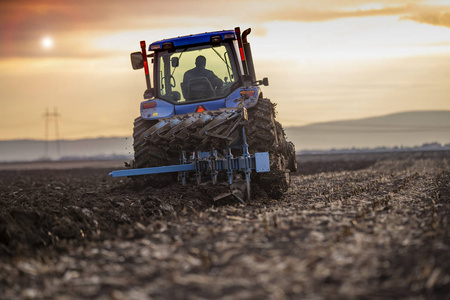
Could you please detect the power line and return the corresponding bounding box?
[43,107,61,159]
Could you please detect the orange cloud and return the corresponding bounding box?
[1,0,449,59]
[261,3,450,29]
[262,6,410,22]
[401,6,450,28]
[0,0,244,58]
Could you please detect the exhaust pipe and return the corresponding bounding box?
[242,28,256,82]
[234,27,249,77]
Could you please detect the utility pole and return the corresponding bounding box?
[43,107,61,159]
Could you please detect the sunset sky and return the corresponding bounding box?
[0,0,449,140]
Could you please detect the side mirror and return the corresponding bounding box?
[171,57,179,68]
[143,88,154,99]
[254,77,269,87]
[130,52,144,70]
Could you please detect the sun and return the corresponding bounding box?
[41,36,54,49]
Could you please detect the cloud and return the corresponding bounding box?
[261,0,450,27]
[261,6,410,22]
[1,0,449,59]
[401,6,450,28]
[261,2,450,29]
[0,0,252,58]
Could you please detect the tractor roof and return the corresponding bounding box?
[148,30,236,51]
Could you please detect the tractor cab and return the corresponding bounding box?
[109,26,296,202]
[130,28,268,120]
[154,40,239,103]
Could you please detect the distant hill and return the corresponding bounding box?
[1,111,449,162]
[0,137,132,162]
[285,110,450,150]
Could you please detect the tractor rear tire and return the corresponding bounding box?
[246,98,293,199]
[133,117,161,169]
[132,117,176,186]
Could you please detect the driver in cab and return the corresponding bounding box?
[182,55,223,100]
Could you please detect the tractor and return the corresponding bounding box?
[110,27,297,201]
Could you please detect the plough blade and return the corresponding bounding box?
[142,108,247,153]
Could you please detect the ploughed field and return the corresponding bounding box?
[0,151,449,299]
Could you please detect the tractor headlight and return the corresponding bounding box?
[162,42,174,50]
[150,44,161,50]
[211,36,222,43]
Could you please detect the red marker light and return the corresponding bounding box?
[195,105,207,113]
[240,90,255,97]
[142,102,157,109]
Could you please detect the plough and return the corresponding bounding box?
[110,125,270,202]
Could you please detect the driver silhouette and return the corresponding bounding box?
[182,56,223,100]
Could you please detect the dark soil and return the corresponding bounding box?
[0,151,449,299]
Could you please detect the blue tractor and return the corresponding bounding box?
[111,27,297,201]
